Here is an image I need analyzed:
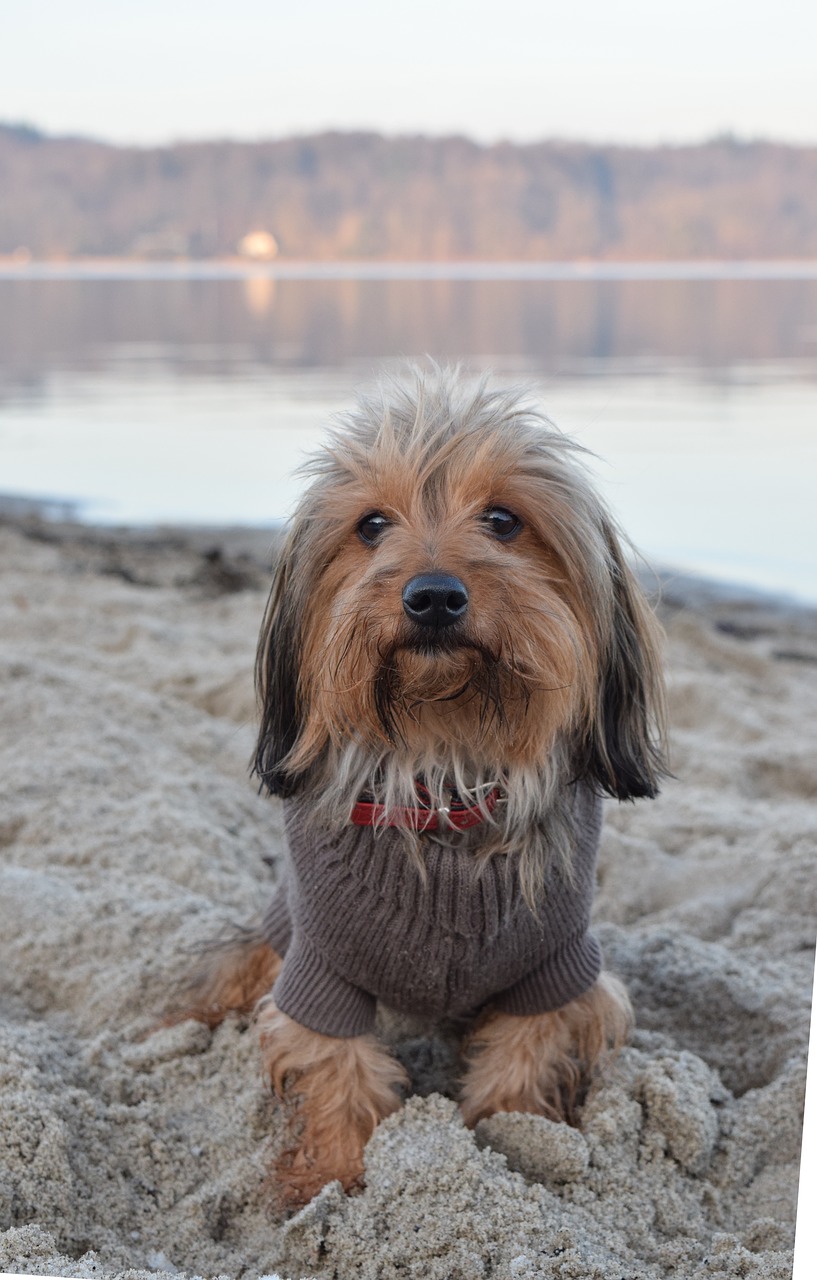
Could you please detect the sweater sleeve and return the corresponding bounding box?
[493,929,603,1015]
[261,886,293,957]
[272,929,377,1038]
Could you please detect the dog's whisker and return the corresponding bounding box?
[315,679,370,695]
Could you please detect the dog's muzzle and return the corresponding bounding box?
[402,573,468,630]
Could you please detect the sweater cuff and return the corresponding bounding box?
[495,931,602,1015]
[261,890,293,957]
[272,932,377,1039]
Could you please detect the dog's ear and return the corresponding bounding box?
[579,523,667,801]
[253,534,307,797]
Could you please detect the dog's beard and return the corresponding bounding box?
[372,634,520,750]
[300,614,579,797]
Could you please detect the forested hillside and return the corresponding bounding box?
[2,124,816,259]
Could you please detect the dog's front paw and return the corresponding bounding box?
[258,1003,408,1208]
[460,975,632,1126]
[275,1125,366,1209]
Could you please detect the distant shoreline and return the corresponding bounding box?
[3,259,817,282]
[3,501,815,618]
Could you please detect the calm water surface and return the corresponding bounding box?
[1,275,815,601]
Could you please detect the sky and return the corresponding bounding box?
[2,0,817,148]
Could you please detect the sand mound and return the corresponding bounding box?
[0,520,813,1280]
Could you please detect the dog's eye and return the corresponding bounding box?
[482,507,523,541]
[357,512,391,545]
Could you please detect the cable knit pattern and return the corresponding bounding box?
[262,783,604,1037]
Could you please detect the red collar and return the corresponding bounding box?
[350,784,501,832]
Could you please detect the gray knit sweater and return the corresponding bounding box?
[261,784,603,1038]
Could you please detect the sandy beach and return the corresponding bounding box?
[0,514,814,1280]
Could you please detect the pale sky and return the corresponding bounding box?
[2,0,817,147]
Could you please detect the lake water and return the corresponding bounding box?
[1,271,815,602]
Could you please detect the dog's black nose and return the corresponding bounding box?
[402,573,469,628]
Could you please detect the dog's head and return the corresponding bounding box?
[255,368,666,821]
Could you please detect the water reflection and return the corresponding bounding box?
[1,278,816,398]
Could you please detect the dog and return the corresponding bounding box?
[172,366,666,1206]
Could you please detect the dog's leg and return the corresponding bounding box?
[164,928,282,1029]
[460,972,632,1126]
[257,999,408,1206]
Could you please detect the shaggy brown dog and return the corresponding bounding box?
[173,368,666,1206]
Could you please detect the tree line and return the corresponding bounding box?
[2,124,816,260]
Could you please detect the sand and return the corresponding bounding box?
[0,516,814,1280]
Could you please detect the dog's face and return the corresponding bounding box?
[256,371,666,817]
[293,435,597,771]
